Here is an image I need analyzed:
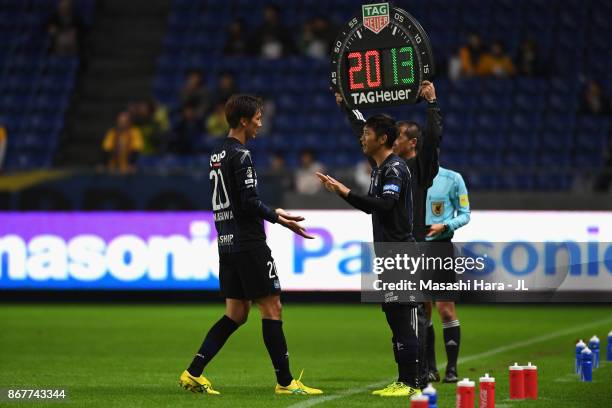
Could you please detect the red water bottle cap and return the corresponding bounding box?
[509,362,524,370]
[524,362,537,370]
[457,378,475,387]
[479,373,495,382]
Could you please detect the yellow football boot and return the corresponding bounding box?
[379,382,420,397]
[274,370,323,395]
[372,381,400,395]
[179,370,220,395]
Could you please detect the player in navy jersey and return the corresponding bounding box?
[316,113,420,397]
[179,94,322,396]
[333,81,443,387]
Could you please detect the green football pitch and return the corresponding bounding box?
[1,304,611,407]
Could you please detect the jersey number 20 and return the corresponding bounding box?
[210,169,230,210]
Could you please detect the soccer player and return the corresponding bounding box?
[337,81,443,386]
[317,112,419,397]
[424,166,471,383]
[179,94,322,396]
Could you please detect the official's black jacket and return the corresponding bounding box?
[209,137,278,253]
[342,101,443,241]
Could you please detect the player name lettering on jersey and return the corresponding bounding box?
[351,89,411,106]
[214,210,234,222]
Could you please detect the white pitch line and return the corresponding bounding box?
[288,316,612,408]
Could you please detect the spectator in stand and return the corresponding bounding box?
[223,18,249,56]
[0,124,7,172]
[130,98,170,155]
[213,70,238,106]
[102,111,144,173]
[265,151,293,191]
[517,38,546,77]
[299,15,336,59]
[180,69,210,117]
[169,103,204,154]
[476,40,516,77]
[455,33,484,78]
[206,101,230,137]
[579,80,610,116]
[45,0,86,57]
[295,149,325,194]
[250,4,295,58]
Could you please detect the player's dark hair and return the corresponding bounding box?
[225,94,263,128]
[365,114,397,148]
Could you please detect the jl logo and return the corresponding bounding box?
[362,3,390,34]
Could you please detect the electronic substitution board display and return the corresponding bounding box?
[331,2,435,108]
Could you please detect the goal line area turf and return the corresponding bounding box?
[1,304,611,407]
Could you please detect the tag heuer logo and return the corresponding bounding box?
[362,3,390,34]
[432,201,444,216]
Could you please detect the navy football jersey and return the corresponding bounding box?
[209,137,278,253]
[368,153,414,242]
[343,103,442,242]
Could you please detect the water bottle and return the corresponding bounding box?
[422,383,437,408]
[575,339,586,375]
[523,362,538,400]
[509,363,525,400]
[607,331,612,362]
[588,335,600,369]
[581,347,593,382]
[411,394,429,408]
[456,378,475,408]
[478,373,495,408]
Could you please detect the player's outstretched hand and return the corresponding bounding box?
[275,208,305,222]
[419,80,436,102]
[278,216,315,239]
[315,172,350,197]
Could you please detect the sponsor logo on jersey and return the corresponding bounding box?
[218,234,234,246]
[383,184,400,193]
[362,3,389,34]
[432,201,444,216]
[210,150,226,164]
[459,194,469,207]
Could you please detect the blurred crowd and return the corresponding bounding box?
[45,0,87,57]
[89,2,612,193]
[101,70,237,174]
[222,4,336,59]
[447,33,544,80]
